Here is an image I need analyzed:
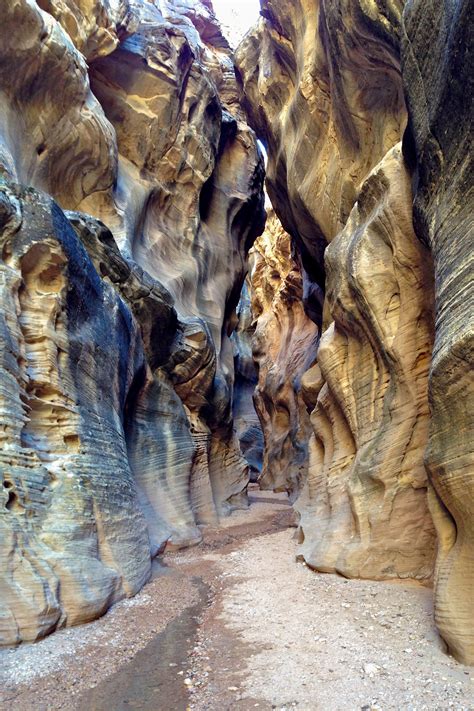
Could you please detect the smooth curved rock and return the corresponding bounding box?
[67,212,203,551]
[0,0,117,208]
[232,282,264,481]
[0,0,265,643]
[238,0,472,662]
[238,1,437,577]
[35,0,121,61]
[236,0,407,302]
[296,145,436,580]
[82,0,266,516]
[0,0,265,522]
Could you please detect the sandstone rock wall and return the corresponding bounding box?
[0,0,265,644]
[296,144,436,579]
[238,0,472,661]
[236,0,407,310]
[237,0,436,578]
[1,0,471,665]
[0,184,151,644]
[401,0,474,665]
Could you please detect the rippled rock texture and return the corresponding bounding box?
[250,211,318,499]
[296,144,436,579]
[0,184,151,644]
[402,0,474,665]
[0,0,264,644]
[238,0,472,660]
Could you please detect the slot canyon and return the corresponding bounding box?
[0,1,472,709]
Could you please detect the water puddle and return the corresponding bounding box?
[75,577,208,711]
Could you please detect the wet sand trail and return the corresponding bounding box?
[0,488,293,711]
[75,579,209,711]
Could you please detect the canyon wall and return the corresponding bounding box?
[0,0,265,645]
[236,0,436,580]
[401,0,473,665]
[232,281,264,481]
[237,0,473,663]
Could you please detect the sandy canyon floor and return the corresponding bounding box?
[1,487,473,711]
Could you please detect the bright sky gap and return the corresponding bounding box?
[211,0,261,47]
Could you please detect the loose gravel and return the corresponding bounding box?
[189,527,474,710]
[1,488,472,711]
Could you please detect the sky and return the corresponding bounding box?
[211,0,261,48]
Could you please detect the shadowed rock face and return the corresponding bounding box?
[66,213,204,551]
[401,0,474,665]
[250,211,318,499]
[0,184,151,644]
[232,282,264,482]
[238,0,472,659]
[0,0,117,208]
[0,0,265,644]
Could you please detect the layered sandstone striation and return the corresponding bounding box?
[0,0,471,667]
[236,0,407,308]
[0,0,264,644]
[238,0,472,660]
[249,210,318,498]
[401,0,474,664]
[297,144,436,579]
[0,184,151,644]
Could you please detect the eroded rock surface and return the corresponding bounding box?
[0,0,471,668]
[0,184,151,644]
[297,145,436,580]
[401,0,474,664]
[0,0,265,644]
[236,0,407,303]
[237,0,436,578]
[232,282,264,482]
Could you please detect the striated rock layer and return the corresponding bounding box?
[232,281,264,481]
[401,0,474,665]
[236,0,407,311]
[0,184,151,643]
[297,144,436,579]
[0,0,265,644]
[1,0,471,666]
[238,0,472,660]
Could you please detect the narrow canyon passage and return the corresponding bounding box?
[1,486,472,710]
[0,0,472,709]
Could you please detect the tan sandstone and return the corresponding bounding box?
[0,0,265,644]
